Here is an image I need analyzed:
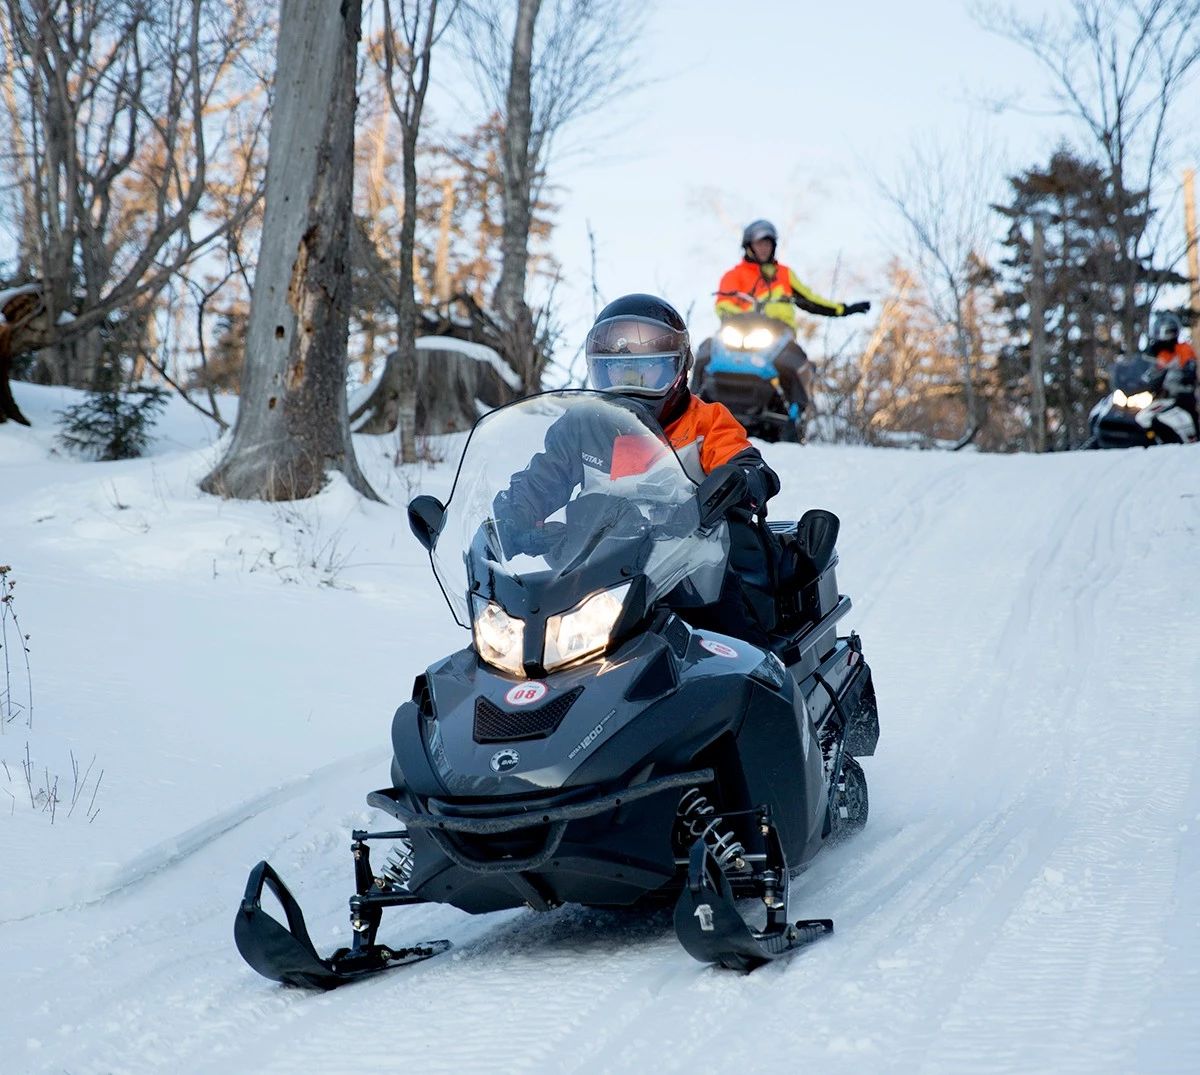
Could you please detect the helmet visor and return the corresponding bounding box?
[587,352,680,395]
[585,314,686,396]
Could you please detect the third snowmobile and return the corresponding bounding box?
[1088,353,1198,447]
[234,391,880,987]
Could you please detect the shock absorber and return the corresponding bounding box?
[676,788,747,870]
[379,838,415,890]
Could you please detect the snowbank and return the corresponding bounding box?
[1,377,1197,1073]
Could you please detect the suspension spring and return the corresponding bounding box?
[380,838,415,890]
[676,787,747,870]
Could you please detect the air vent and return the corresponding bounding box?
[473,687,584,743]
[625,647,678,702]
[660,615,691,659]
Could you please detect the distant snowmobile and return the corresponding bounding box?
[234,391,881,988]
[694,293,809,443]
[1088,354,1198,447]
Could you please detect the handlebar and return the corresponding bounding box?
[714,289,791,313]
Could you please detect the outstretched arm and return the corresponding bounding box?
[787,268,870,318]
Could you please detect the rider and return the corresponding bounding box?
[1146,311,1198,431]
[696,219,871,419]
[495,293,782,646]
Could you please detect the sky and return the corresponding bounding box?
[431,0,1200,369]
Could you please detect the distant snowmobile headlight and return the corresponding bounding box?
[719,325,744,348]
[742,327,776,350]
[1113,389,1128,406]
[472,600,525,676]
[1126,391,1154,409]
[543,583,631,672]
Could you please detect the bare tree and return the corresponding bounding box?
[457,0,645,391]
[978,0,1200,349]
[353,0,458,462]
[0,0,268,388]
[200,0,376,502]
[878,133,1001,444]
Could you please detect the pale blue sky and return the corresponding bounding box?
[433,0,1200,365]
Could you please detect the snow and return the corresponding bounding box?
[1,378,1198,1074]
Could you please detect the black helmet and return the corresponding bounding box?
[585,293,693,421]
[741,219,778,263]
[1150,311,1183,346]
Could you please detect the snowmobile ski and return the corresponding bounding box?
[673,834,832,972]
[235,854,449,990]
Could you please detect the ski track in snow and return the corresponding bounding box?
[2,394,1198,1074]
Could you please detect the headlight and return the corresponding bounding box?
[1113,389,1127,406]
[719,325,743,348]
[473,600,525,676]
[1126,391,1153,409]
[742,327,776,350]
[543,583,630,672]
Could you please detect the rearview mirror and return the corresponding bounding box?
[696,468,744,530]
[407,495,445,552]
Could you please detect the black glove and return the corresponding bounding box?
[842,301,871,316]
[513,521,566,556]
[704,463,749,516]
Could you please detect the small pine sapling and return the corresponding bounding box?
[56,382,170,461]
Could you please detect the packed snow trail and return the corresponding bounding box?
[1,383,1198,1073]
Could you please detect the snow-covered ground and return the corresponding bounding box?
[1,381,1197,1074]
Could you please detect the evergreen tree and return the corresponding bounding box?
[993,148,1184,448]
[56,370,169,461]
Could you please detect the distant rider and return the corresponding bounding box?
[1146,311,1198,433]
[694,219,871,420]
[495,293,781,645]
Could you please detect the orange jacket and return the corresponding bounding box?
[664,394,752,484]
[1154,341,1197,369]
[715,259,843,329]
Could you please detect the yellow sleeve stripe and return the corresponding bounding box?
[787,268,843,315]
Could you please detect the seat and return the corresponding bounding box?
[767,510,841,633]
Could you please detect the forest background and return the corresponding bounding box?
[2,0,1199,498]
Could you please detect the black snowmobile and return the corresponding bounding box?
[1087,353,1198,448]
[235,391,880,988]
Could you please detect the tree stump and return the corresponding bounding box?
[350,336,519,436]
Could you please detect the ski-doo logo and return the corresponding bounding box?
[490,748,521,773]
[694,904,715,932]
[505,682,547,706]
[700,639,738,659]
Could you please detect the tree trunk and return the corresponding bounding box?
[0,322,31,425]
[435,176,455,303]
[1185,168,1199,335]
[201,0,376,502]
[1029,217,1047,452]
[494,0,541,393]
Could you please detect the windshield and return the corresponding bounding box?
[1110,354,1156,394]
[431,391,728,628]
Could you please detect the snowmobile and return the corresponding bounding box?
[1087,353,1198,447]
[694,292,808,443]
[234,391,880,988]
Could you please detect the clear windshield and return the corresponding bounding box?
[431,391,729,627]
[1111,354,1157,394]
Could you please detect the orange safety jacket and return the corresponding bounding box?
[1154,341,1197,369]
[715,258,843,330]
[663,393,754,485]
